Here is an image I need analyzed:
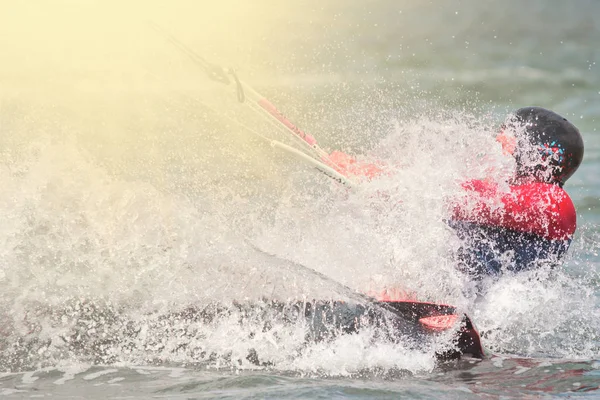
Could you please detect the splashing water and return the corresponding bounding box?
[0,101,598,378]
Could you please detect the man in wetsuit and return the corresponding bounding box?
[449,107,584,278]
[328,107,584,279]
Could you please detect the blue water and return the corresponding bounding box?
[0,0,599,398]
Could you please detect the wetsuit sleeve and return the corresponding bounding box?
[452,180,576,241]
[328,151,383,179]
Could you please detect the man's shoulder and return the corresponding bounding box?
[511,182,576,237]
[511,182,574,205]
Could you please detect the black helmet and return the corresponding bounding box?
[502,107,584,186]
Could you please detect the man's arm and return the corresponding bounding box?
[452,180,576,241]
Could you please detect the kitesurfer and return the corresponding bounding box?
[329,107,584,279]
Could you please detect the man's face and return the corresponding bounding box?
[496,129,517,156]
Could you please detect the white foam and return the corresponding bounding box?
[0,388,27,395]
[83,369,118,381]
[53,365,91,385]
[514,366,530,375]
[21,371,38,385]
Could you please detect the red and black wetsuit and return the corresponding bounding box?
[450,179,577,277]
[327,146,579,277]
